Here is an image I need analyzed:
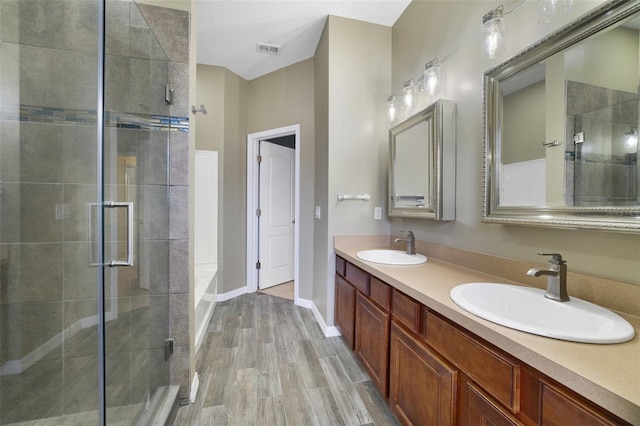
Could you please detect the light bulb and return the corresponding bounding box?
[424,59,440,96]
[481,7,505,60]
[403,80,416,111]
[625,128,637,153]
[387,96,397,122]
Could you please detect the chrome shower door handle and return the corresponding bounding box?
[105,201,134,267]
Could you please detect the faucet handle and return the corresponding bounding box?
[537,252,566,264]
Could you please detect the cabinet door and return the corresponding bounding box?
[389,321,456,426]
[466,382,523,426]
[355,292,390,397]
[335,274,356,349]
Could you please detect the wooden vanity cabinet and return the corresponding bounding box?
[335,257,391,396]
[335,274,356,349]
[540,381,624,426]
[335,256,632,426]
[355,291,390,396]
[389,320,457,425]
[466,382,523,426]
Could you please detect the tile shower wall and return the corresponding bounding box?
[565,81,639,206]
[0,0,190,423]
[136,2,193,400]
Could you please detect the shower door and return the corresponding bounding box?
[0,0,172,424]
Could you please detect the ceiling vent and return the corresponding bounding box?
[256,42,281,55]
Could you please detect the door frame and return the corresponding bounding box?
[246,124,300,302]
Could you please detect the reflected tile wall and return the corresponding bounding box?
[566,80,639,206]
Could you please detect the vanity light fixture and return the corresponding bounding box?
[403,79,416,110]
[423,58,441,96]
[481,5,505,60]
[387,95,398,122]
[482,0,575,60]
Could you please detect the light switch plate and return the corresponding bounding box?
[374,206,382,220]
[315,206,321,219]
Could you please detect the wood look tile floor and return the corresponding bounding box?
[173,292,399,426]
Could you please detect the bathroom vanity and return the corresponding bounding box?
[334,243,639,425]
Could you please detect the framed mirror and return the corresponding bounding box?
[389,99,456,220]
[484,0,640,232]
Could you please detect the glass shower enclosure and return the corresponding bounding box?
[1,0,175,423]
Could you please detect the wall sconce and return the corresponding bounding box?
[423,58,440,96]
[481,5,505,60]
[387,95,398,122]
[403,79,416,110]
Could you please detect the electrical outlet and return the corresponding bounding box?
[374,206,382,220]
[315,206,321,219]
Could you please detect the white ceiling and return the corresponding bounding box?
[196,0,412,81]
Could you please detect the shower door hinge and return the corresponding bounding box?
[573,131,584,144]
[256,261,261,270]
[165,338,174,361]
[256,155,262,164]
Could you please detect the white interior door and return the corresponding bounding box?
[258,141,295,289]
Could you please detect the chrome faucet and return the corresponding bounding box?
[395,230,416,255]
[527,253,569,302]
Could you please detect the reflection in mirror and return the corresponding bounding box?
[484,1,640,232]
[393,119,431,208]
[389,99,456,220]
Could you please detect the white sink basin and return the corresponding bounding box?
[450,283,635,344]
[356,249,427,265]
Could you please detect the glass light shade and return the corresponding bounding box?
[538,0,574,24]
[424,62,440,96]
[481,9,505,60]
[625,129,637,153]
[387,96,397,122]
[403,80,416,110]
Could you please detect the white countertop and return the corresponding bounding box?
[335,244,640,425]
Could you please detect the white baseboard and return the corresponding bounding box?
[217,286,249,302]
[190,372,199,404]
[297,297,341,338]
[294,297,314,310]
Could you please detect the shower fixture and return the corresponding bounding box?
[191,104,208,115]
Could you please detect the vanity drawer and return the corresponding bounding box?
[424,310,521,413]
[336,256,346,277]
[345,262,369,294]
[391,288,421,333]
[540,381,624,426]
[369,277,391,311]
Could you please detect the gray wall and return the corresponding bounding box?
[195,65,250,295]
[314,16,392,324]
